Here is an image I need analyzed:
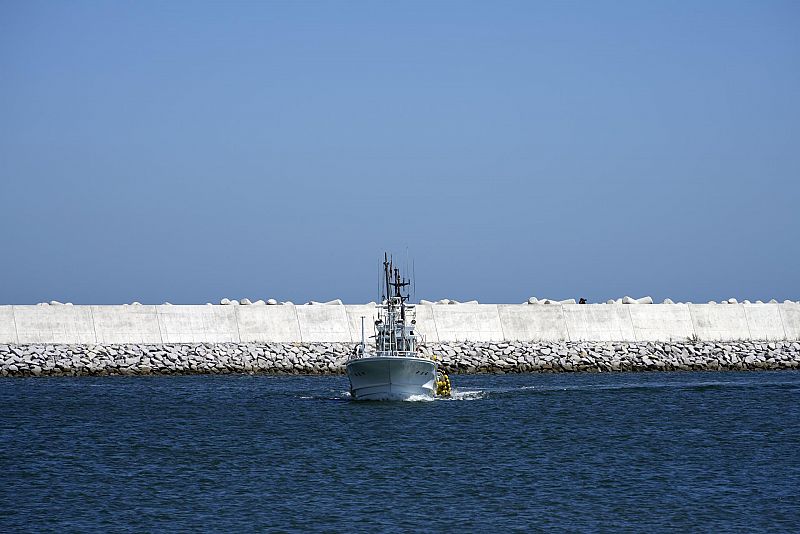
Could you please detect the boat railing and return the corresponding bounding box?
[347,348,429,361]
[375,350,421,358]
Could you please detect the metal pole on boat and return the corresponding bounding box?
[360,316,365,355]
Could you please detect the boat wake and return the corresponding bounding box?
[439,388,486,401]
[403,394,436,402]
[318,389,488,402]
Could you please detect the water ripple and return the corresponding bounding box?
[1,370,798,532]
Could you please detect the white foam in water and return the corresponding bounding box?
[403,394,435,402]
[334,389,485,402]
[444,389,486,401]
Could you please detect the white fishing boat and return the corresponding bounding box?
[346,254,451,401]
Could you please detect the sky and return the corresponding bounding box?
[1,0,798,305]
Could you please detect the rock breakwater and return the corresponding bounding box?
[1,341,799,377]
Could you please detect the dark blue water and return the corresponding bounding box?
[2,372,799,532]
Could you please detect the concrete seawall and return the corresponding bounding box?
[1,303,798,344]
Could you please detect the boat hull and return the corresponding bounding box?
[346,356,437,401]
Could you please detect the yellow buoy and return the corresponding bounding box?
[436,371,452,397]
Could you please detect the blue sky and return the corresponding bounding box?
[1,0,798,304]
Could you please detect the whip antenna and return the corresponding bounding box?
[412,259,416,302]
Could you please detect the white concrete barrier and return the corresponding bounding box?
[628,304,695,342]
[778,303,800,340]
[3,303,798,343]
[236,305,301,342]
[156,305,239,343]
[689,304,750,341]
[92,305,162,344]
[563,304,635,341]
[497,304,567,341]
[13,305,96,344]
[295,305,351,342]
[743,304,787,341]
[431,304,504,341]
[0,306,18,344]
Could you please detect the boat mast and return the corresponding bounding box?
[384,253,394,355]
[380,252,413,356]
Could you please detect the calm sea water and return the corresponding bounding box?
[1,371,799,532]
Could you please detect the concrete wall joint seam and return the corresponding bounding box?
[12,306,20,344]
[89,306,99,345]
